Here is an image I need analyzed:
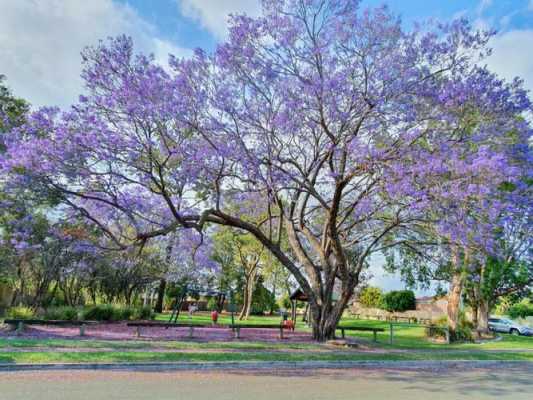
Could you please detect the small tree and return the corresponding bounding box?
[382,290,416,313]
[358,287,383,309]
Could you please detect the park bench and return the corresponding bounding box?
[336,326,385,342]
[4,319,98,336]
[126,321,220,338]
[388,315,417,324]
[229,324,289,339]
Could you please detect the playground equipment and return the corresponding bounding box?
[167,285,235,326]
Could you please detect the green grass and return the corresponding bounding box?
[336,318,533,350]
[0,337,320,352]
[1,314,531,365]
[154,312,281,325]
[0,349,532,364]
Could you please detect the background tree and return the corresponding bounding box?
[358,286,384,309]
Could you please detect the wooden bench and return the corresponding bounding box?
[336,326,385,342]
[389,316,417,324]
[4,319,97,336]
[126,321,217,338]
[229,324,288,339]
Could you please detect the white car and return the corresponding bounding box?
[488,318,533,336]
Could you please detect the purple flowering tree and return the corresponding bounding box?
[2,1,531,340]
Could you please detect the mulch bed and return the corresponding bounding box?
[0,322,314,343]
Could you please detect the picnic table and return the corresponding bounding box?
[388,315,418,324]
[4,319,98,336]
[229,324,289,339]
[126,321,218,338]
[336,325,385,342]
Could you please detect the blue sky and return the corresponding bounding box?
[1,0,532,295]
[2,0,532,107]
[112,0,533,51]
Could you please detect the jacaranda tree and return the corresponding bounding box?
[2,0,531,340]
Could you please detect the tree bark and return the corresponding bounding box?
[154,279,166,313]
[477,298,490,336]
[447,271,464,340]
[309,282,355,341]
[471,302,478,332]
[239,270,256,320]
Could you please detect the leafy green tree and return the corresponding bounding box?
[382,290,416,313]
[0,75,29,149]
[358,286,384,309]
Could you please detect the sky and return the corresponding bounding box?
[1,0,532,295]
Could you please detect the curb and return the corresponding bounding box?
[0,360,531,372]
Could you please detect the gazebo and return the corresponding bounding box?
[289,288,309,323]
[289,288,341,324]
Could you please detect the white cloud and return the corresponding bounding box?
[179,0,261,39]
[486,29,533,94]
[476,0,492,15]
[529,0,533,12]
[0,0,190,108]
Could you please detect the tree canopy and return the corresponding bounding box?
[1,0,531,340]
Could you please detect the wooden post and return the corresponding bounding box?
[16,321,24,335]
[389,323,393,345]
[373,330,377,342]
[279,326,284,339]
[136,326,141,338]
[79,324,86,337]
[234,327,240,339]
[445,327,450,344]
[188,326,194,339]
[291,300,296,322]
[341,328,345,339]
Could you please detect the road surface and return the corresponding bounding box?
[1,366,531,399]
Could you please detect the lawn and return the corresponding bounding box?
[159,312,533,351]
[0,348,532,364]
[335,317,533,351]
[1,314,531,365]
[154,312,282,325]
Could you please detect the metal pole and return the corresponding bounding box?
[230,289,235,327]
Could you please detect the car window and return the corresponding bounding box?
[489,319,500,323]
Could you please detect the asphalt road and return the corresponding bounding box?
[1,366,532,400]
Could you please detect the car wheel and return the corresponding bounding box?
[510,328,520,336]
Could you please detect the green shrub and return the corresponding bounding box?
[206,297,218,311]
[115,307,133,321]
[508,300,533,319]
[382,290,416,312]
[131,305,154,320]
[81,304,153,321]
[43,306,79,321]
[425,312,473,342]
[250,277,276,315]
[7,306,35,320]
[278,296,292,310]
[82,304,116,321]
[359,287,383,309]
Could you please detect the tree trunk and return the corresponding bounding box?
[477,298,490,336]
[471,302,478,332]
[239,285,249,320]
[447,271,464,340]
[309,284,355,341]
[143,287,149,307]
[270,280,277,315]
[239,274,255,320]
[154,279,166,313]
